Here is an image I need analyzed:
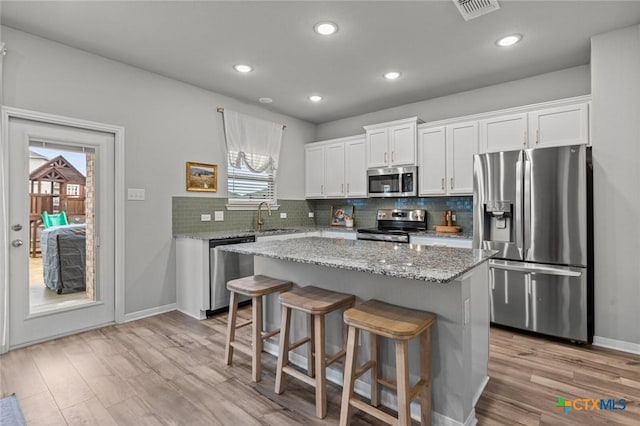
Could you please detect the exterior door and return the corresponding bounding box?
[7,117,116,348]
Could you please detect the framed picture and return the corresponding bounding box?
[330,205,354,227]
[186,162,218,192]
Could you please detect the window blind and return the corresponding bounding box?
[227,151,276,204]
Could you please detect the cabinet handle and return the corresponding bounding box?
[384,152,387,163]
[321,184,324,194]
[392,151,395,162]
[347,183,350,193]
[536,129,539,144]
[450,177,454,190]
[441,178,445,191]
[341,183,344,193]
[523,131,527,146]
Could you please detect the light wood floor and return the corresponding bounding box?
[1,309,639,425]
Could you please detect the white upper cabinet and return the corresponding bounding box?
[305,135,367,199]
[480,113,528,153]
[418,126,447,196]
[364,117,421,168]
[324,142,346,197]
[446,121,478,194]
[418,122,477,196]
[479,100,590,153]
[305,144,325,198]
[345,137,367,197]
[528,103,589,148]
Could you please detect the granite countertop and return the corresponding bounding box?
[220,236,495,283]
[174,226,473,241]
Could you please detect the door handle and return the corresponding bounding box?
[11,224,23,231]
[11,239,24,247]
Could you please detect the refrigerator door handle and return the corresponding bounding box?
[524,274,531,328]
[489,259,582,277]
[515,158,524,259]
[523,155,532,260]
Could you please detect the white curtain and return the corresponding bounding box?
[222,109,283,175]
[0,42,9,354]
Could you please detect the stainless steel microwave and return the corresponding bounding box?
[367,166,417,197]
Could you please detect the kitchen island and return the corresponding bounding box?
[220,237,495,426]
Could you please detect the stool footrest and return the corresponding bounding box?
[288,336,311,351]
[235,320,253,329]
[354,360,376,381]
[377,378,396,390]
[230,341,253,357]
[325,349,346,367]
[282,365,316,387]
[376,378,428,402]
[261,328,281,340]
[349,399,397,425]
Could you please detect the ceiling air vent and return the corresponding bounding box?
[453,0,500,21]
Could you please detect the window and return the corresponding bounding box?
[227,151,277,208]
[66,184,80,196]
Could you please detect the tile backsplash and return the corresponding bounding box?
[307,197,473,231]
[172,196,473,234]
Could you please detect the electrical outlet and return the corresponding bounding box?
[280,212,287,219]
[452,214,457,222]
[201,214,211,222]
[308,212,315,218]
[127,188,145,201]
[214,211,224,221]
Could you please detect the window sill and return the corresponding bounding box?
[226,203,280,211]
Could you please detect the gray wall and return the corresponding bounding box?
[591,24,640,345]
[315,65,590,141]
[2,27,315,315]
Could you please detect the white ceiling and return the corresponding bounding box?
[3,1,640,124]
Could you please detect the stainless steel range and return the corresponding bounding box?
[356,209,427,243]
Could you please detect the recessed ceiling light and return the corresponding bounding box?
[496,34,522,47]
[383,71,401,80]
[308,95,323,102]
[314,22,338,36]
[259,97,273,104]
[233,64,253,73]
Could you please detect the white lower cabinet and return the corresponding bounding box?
[410,235,472,249]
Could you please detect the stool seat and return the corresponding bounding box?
[276,285,355,418]
[227,275,291,297]
[343,299,436,340]
[225,275,292,383]
[340,300,437,426]
[279,285,355,314]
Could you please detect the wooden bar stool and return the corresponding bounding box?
[224,275,292,382]
[340,300,437,426]
[275,285,355,419]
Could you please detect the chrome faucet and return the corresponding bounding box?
[257,201,272,232]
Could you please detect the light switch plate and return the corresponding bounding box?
[280,212,287,219]
[214,211,224,221]
[201,214,211,222]
[308,212,315,218]
[127,188,145,201]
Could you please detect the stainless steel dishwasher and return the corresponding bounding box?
[209,235,255,313]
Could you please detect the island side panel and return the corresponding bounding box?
[255,256,488,425]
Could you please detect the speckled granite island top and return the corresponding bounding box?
[220,236,496,283]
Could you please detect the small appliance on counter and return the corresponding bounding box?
[356,209,427,243]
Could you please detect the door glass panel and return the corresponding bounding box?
[28,142,96,314]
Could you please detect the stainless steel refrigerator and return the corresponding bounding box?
[473,145,593,342]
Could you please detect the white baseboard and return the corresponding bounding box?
[124,303,177,322]
[593,336,640,355]
[472,376,489,406]
[263,341,472,426]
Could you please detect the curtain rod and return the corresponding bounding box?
[216,107,286,129]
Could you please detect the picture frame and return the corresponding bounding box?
[330,205,354,227]
[186,162,218,192]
